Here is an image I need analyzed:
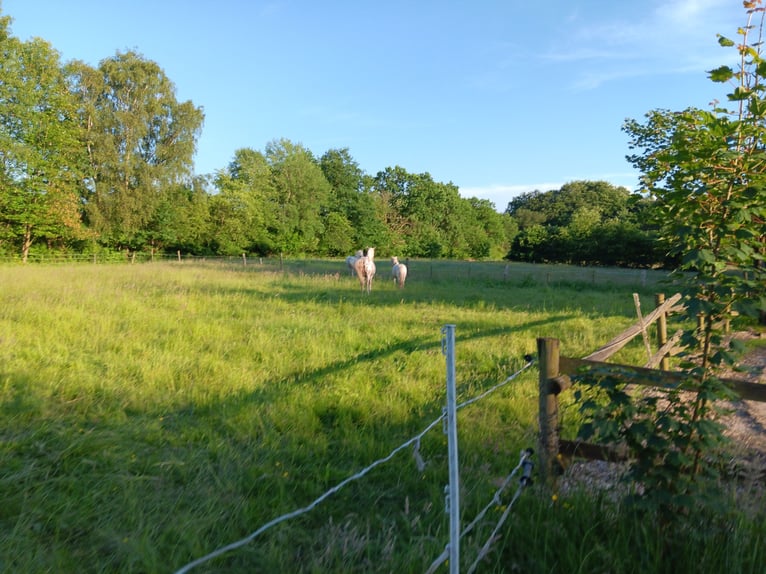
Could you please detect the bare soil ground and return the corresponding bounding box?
[560,330,766,498]
[717,331,766,483]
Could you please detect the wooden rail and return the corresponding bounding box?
[536,293,765,486]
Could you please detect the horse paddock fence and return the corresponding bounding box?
[1,252,671,289]
[174,325,536,574]
[537,293,766,486]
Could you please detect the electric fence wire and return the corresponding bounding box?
[424,448,533,574]
[173,359,536,574]
[173,415,445,574]
[467,453,534,574]
[456,356,535,411]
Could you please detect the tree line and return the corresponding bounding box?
[0,10,665,266]
[505,180,673,268]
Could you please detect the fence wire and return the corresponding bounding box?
[424,448,534,574]
[173,359,536,574]
[466,452,534,574]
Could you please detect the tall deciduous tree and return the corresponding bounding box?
[0,17,87,260]
[319,147,367,255]
[264,138,330,254]
[372,167,455,257]
[320,148,363,216]
[506,180,632,227]
[505,180,657,265]
[66,51,203,251]
[145,176,212,256]
[211,148,273,255]
[462,197,509,259]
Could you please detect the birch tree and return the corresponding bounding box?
[0,17,86,260]
[66,51,204,251]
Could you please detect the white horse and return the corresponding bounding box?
[346,250,363,276]
[391,256,407,288]
[354,247,376,294]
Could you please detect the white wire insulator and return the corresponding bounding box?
[413,437,427,472]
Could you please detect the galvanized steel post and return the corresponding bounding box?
[441,324,460,574]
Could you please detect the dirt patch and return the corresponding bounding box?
[718,331,766,484]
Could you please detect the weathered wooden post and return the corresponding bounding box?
[537,337,560,487]
[655,293,669,371]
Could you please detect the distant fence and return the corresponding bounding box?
[536,293,766,485]
[0,252,672,288]
[0,252,265,266]
[407,259,670,288]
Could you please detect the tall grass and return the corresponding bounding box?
[0,260,761,573]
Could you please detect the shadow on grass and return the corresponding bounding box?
[187,269,641,318]
[166,313,571,446]
[0,261,593,573]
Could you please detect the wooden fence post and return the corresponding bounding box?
[655,293,669,370]
[537,337,560,487]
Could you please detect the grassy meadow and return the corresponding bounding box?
[1,259,763,573]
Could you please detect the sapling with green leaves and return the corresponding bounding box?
[578,0,766,516]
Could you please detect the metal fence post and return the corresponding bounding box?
[442,324,460,574]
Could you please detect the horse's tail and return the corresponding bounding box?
[398,264,407,288]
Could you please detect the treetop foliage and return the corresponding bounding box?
[0,9,518,260]
[502,180,665,268]
[0,7,660,265]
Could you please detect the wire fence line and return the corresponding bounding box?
[173,356,536,574]
[466,453,534,574]
[424,448,534,574]
[1,253,669,288]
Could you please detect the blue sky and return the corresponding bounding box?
[2,0,747,211]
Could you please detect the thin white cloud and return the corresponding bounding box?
[656,0,727,28]
[461,182,562,198]
[543,47,639,63]
[459,173,641,211]
[544,0,742,90]
[458,183,563,211]
[569,57,721,91]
